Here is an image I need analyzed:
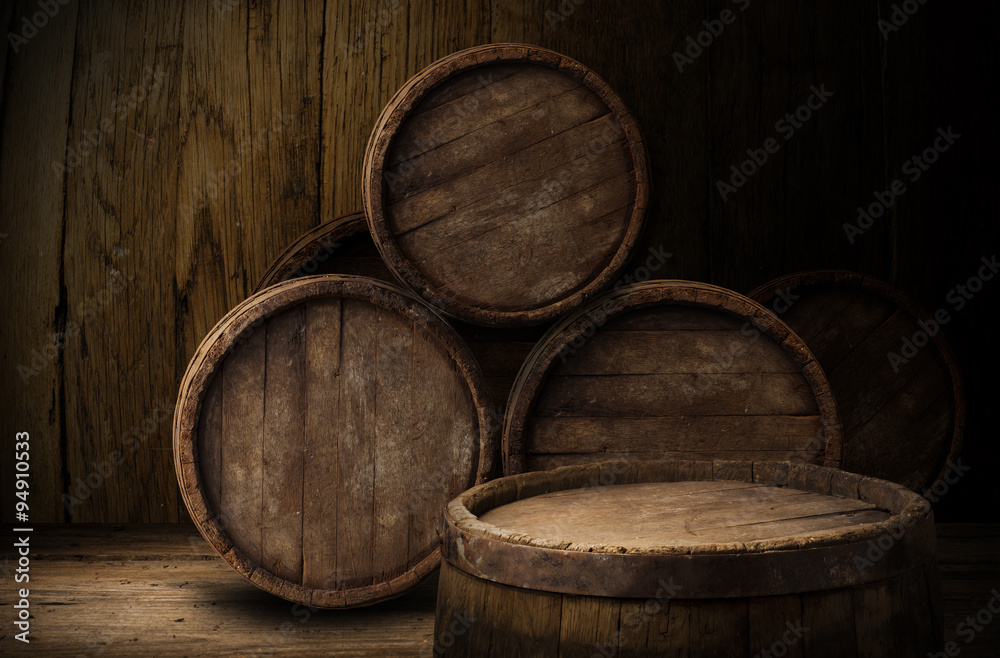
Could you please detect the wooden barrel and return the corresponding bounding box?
[173,275,497,607]
[255,212,548,417]
[435,459,942,657]
[503,280,842,474]
[749,271,964,492]
[363,43,649,327]
[255,211,394,287]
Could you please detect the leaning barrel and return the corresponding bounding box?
[435,459,942,657]
[504,280,842,474]
[174,275,497,607]
[363,43,649,327]
[749,270,964,492]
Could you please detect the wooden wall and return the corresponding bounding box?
[1,0,996,523]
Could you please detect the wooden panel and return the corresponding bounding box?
[336,299,378,589]
[220,325,266,566]
[373,307,414,582]
[301,299,341,591]
[261,306,305,584]
[0,0,77,523]
[533,373,819,417]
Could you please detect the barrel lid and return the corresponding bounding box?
[442,460,935,599]
[363,43,649,327]
[174,275,498,607]
[503,280,843,474]
[748,270,964,493]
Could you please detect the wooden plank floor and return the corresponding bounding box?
[1,524,998,656]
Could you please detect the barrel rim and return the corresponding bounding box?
[362,43,650,327]
[442,459,936,598]
[748,269,965,495]
[502,280,844,474]
[173,274,499,608]
[254,211,368,293]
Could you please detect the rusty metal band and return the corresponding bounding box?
[441,513,937,599]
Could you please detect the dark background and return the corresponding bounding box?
[0,0,996,524]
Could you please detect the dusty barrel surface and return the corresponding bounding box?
[749,270,964,492]
[363,43,649,327]
[255,212,547,416]
[174,275,497,607]
[434,459,942,657]
[504,280,842,474]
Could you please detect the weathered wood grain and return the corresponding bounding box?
[436,459,942,656]
[1,523,995,657]
[749,271,964,493]
[504,280,842,474]
[1,0,991,526]
[0,0,77,524]
[364,43,649,326]
[174,275,497,607]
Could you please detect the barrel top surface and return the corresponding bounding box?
[174,274,498,608]
[479,480,890,551]
[748,270,964,493]
[363,43,649,326]
[503,280,843,474]
[442,459,935,599]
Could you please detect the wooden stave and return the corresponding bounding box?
[748,270,965,494]
[362,43,650,327]
[502,280,844,475]
[173,274,499,608]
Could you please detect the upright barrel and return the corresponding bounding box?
[363,43,649,326]
[435,459,943,657]
[174,275,497,607]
